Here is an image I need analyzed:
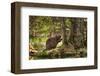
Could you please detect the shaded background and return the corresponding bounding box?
[29,16,87,59]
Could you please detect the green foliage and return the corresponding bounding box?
[29,16,87,60]
[65,18,72,28]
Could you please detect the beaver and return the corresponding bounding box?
[45,35,62,50]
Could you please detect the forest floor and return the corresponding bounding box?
[29,46,87,60]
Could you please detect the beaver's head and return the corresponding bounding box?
[55,35,62,42]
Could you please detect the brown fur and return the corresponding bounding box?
[46,35,62,50]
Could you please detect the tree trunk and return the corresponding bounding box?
[70,18,82,49]
[61,17,69,45]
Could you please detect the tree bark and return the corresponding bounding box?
[61,17,69,45]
